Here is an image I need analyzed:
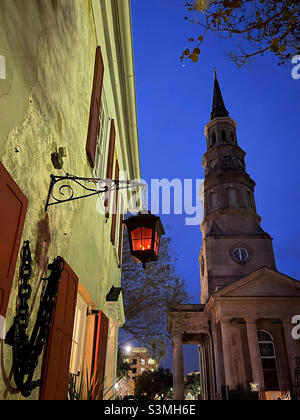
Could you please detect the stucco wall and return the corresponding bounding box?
[0,0,124,400]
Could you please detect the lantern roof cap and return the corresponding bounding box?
[123,211,165,235]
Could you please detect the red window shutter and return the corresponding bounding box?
[118,197,124,265]
[106,120,116,180]
[91,310,109,400]
[105,120,116,217]
[110,160,119,245]
[0,162,28,318]
[86,46,104,168]
[40,261,79,400]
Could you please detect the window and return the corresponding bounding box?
[201,256,205,277]
[132,368,137,374]
[211,132,216,146]
[93,96,110,180]
[233,248,248,263]
[221,130,227,142]
[258,331,279,391]
[141,359,145,365]
[211,192,217,210]
[247,191,253,209]
[141,368,145,373]
[132,359,137,365]
[228,188,238,207]
[231,130,235,142]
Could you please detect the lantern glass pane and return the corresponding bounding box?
[154,231,160,255]
[131,228,153,251]
[131,228,142,240]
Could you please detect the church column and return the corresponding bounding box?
[202,341,208,399]
[211,323,222,398]
[172,334,184,400]
[208,335,216,400]
[282,319,299,388]
[220,318,235,392]
[246,319,265,389]
[198,345,205,400]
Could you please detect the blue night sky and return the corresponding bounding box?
[130,0,300,373]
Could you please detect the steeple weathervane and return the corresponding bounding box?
[210,69,229,121]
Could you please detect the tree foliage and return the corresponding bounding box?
[134,368,173,400]
[181,0,300,66]
[184,373,201,399]
[116,348,131,380]
[120,232,189,360]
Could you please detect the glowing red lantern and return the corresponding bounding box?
[123,212,165,268]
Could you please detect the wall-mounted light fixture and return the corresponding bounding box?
[51,147,67,170]
[123,212,165,269]
[45,174,165,266]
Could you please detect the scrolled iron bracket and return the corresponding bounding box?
[45,174,145,212]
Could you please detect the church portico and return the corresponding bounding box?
[169,304,300,399]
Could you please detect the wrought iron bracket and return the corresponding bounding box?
[45,174,145,212]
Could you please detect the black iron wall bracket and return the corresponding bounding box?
[45,174,144,212]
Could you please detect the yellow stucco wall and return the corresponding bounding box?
[0,0,136,400]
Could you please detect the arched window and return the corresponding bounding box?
[228,188,238,207]
[211,192,217,210]
[258,331,279,391]
[201,256,205,277]
[231,130,235,142]
[211,132,216,146]
[221,130,227,142]
[247,191,253,209]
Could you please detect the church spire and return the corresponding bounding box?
[210,69,229,120]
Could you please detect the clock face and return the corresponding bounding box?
[233,248,248,262]
[222,155,233,166]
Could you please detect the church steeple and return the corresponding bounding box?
[210,69,229,120]
[199,73,276,304]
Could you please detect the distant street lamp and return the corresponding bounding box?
[125,345,132,354]
[123,212,165,269]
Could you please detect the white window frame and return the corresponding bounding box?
[93,90,110,181]
[69,294,88,377]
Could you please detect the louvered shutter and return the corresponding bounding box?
[91,311,109,400]
[82,310,109,400]
[40,261,78,400]
[0,162,28,318]
[86,46,104,168]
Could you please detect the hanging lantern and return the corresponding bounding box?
[123,212,165,268]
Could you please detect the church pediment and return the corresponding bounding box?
[214,267,300,298]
